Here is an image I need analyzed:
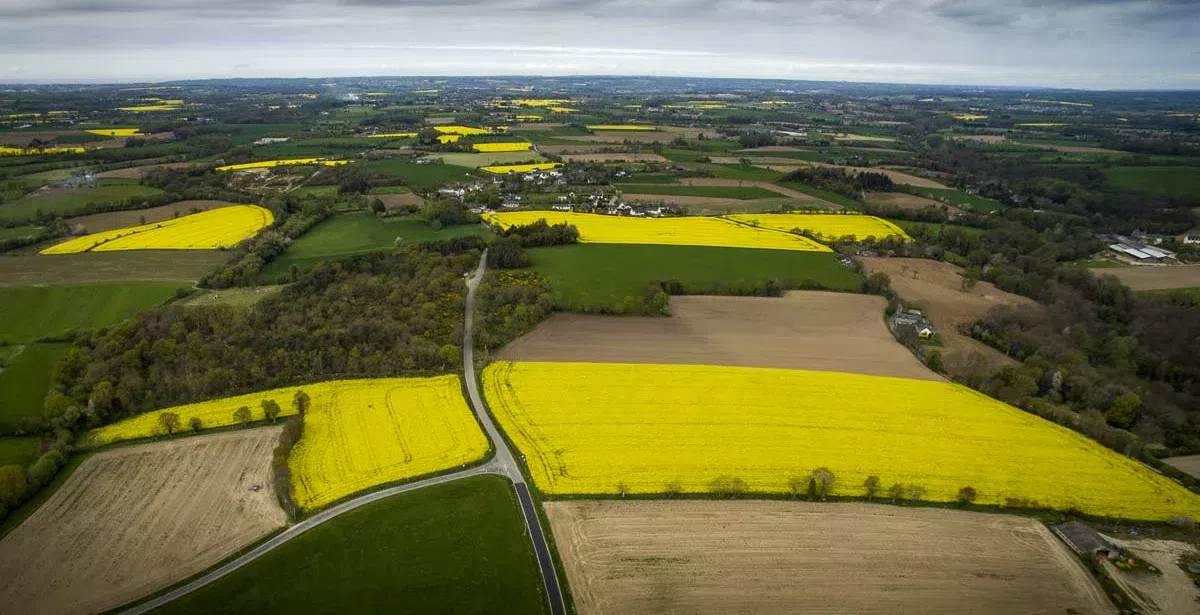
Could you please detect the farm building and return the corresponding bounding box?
[1049,521,1120,558]
[889,312,935,339]
[1098,234,1177,264]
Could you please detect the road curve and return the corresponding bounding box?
[463,250,567,615]
[121,251,566,615]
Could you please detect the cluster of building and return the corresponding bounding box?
[1097,233,1178,264]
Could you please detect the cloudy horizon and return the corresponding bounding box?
[1,0,1198,90]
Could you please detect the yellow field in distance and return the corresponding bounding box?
[480,162,561,174]
[437,134,462,144]
[289,376,489,510]
[366,132,417,138]
[434,125,491,136]
[484,361,1200,521]
[549,107,578,113]
[953,114,988,121]
[85,128,143,136]
[215,158,349,171]
[473,142,533,153]
[725,213,910,241]
[484,211,831,252]
[586,124,656,131]
[0,145,86,156]
[41,205,273,254]
[515,115,543,121]
[505,98,574,107]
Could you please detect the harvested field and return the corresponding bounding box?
[1088,265,1200,291]
[1163,454,1200,479]
[867,191,962,214]
[499,292,938,381]
[562,153,669,163]
[95,162,196,179]
[0,428,286,615]
[860,257,1035,377]
[65,200,238,233]
[557,132,680,144]
[0,251,229,287]
[546,500,1115,615]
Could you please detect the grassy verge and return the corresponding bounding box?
[150,475,550,615]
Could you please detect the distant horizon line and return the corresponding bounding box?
[1,73,1198,93]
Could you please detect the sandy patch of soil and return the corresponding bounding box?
[545,500,1114,615]
[1089,265,1200,291]
[499,292,939,381]
[0,428,285,615]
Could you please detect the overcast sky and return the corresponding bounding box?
[0,0,1198,89]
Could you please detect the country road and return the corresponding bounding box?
[120,250,566,615]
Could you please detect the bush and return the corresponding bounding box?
[487,237,531,269]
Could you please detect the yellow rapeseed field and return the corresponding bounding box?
[289,376,489,510]
[480,162,561,174]
[437,134,462,144]
[725,213,910,241]
[0,146,86,156]
[484,362,1200,521]
[515,114,543,121]
[41,205,273,254]
[953,114,988,121]
[483,211,831,252]
[85,128,142,136]
[473,142,533,153]
[434,125,491,136]
[506,98,574,107]
[549,107,578,113]
[586,124,656,131]
[215,158,349,171]
[117,104,181,112]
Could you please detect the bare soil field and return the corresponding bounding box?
[562,153,670,163]
[96,162,197,179]
[545,500,1114,615]
[1104,538,1199,615]
[867,191,962,214]
[559,132,680,144]
[65,200,238,233]
[860,257,1036,377]
[499,292,938,380]
[0,251,229,287]
[1088,265,1200,291]
[1163,454,1200,479]
[0,428,285,615]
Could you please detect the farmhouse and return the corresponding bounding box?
[252,137,289,146]
[889,312,935,339]
[1099,234,1178,264]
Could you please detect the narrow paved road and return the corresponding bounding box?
[121,250,566,615]
[463,250,567,615]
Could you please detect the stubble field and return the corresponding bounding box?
[0,428,286,615]
[1088,264,1200,291]
[545,500,1114,615]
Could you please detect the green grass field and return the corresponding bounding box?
[0,343,69,421]
[355,159,479,191]
[616,184,782,199]
[150,475,548,615]
[1106,166,1200,200]
[433,152,545,168]
[0,437,40,466]
[0,184,165,221]
[0,282,185,343]
[0,251,230,287]
[529,243,861,312]
[0,225,41,240]
[259,212,490,282]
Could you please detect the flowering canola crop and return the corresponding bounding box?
[473,142,533,152]
[0,146,86,156]
[484,211,831,252]
[215,158,349,172]
[366,132,417,138]
[40,205,273,254]
[434,125,491,136]
[586,125,656,131]
[289,376,488,510]
[484,361,1200,520]
[85,128,143,136]
[725,213,910,241]
[481,163,561,174]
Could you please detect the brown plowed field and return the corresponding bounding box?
[867,191,962,214]
[95,162,197,179]
[65,200,238,233]
[562,153,669,163]
[0,428,285,615]
[1088,265,1200,291]
[545,500,1114,615]
[860,257,1036,377]
[498,292,939,380]
[1163,454,1200,479]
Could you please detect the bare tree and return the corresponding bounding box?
[809,467,835,500]
[888,483,906,503]
[189,417,202,433]
[159,412,180,436]
[908,485,927,503]
[234,406,252,428]
[863,476,881,501]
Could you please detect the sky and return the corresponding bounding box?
[0,0,1198,89]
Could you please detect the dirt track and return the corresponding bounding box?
[0,428,285,615]
[545,500,1115,615]
[499,292,939,380]
[65,200,237,233]
[1089,265,1200,291]
[861,257,1035,377]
